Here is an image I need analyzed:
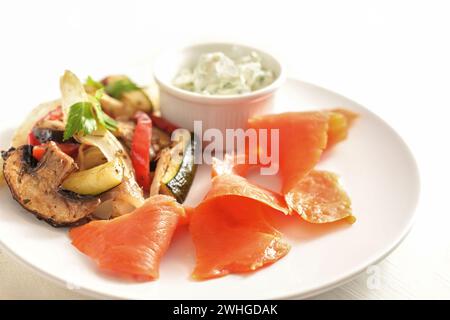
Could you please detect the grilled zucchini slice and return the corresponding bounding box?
[62,158,124,196]
[150,129,197,203]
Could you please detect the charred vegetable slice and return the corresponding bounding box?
[32,127,77,144]
[150,129,197,203]
[150,114,179,134]
[85,75,153,120]
[104,76,141,99]
[1,142,100,227]
[77,145,107,170]
[103,75,152,114]
[32,143,79,161]
[63,71,144,217]
[62,158,124,196]
[152,127,171,154]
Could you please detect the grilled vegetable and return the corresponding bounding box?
[31,127,77,144]
[63,71,144,217]
[150,129,197,203]
[150,126,172,168]
[150,114,179,134]
[11,99,61,148]
[121,90,152,114]
[61,71,117,142]
[114,120,171,170]
[131,112,152,192]
[32,146,46,161]
[152,127,172,153]
[62,158,124,196]
[85,75,153,120]
[76,130,145,215]
[148,117,177,171]
[32,143,79,161]
[28,131,41,145]
[100,75,153,120]
[77,145,107,170]
[103,76,141,99]
[1,142,100,227]
[114,120,135,150]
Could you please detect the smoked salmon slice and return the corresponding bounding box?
[285,170,355,223]
[211,157,355,223]
[211,154,251,178]
[190,174,290,280]
[213,109,357,179]
[70,195,184,281]
[212,110,356,224]
[249,111,356,223]
[204,173,289,215]
[248,111,329,194]
[325,109,358,150]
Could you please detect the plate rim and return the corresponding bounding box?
[0,77,421,300]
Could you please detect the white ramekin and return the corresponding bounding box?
[153,42,285,134]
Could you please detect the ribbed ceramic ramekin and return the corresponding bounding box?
[153,42,285,134]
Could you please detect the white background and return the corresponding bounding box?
[0,0,449,299]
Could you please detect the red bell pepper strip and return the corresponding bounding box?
[28,132,41,146]
[28,105,63,146]
[58,143,80,158]
[32,143,79,161]
[29,105,74,161]
[32,146,46,161]
[150,114,178,134]
[131,112,152,192]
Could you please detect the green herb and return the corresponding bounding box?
[105,78,140,99]
[85,76,142,99]
[94,87,105,100]
[92,89,117,132]
[85,76,104,89]
[63,89,118,141]
[63,102,98,140]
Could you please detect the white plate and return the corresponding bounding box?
[0,78,420,299]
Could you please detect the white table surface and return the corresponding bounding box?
[0,0,449,299]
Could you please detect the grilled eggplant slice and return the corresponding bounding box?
[150,129,197,203]
[2,142,100,227]
[32,127,77,144]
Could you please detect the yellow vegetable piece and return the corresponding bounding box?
[62,159,123,196]
[77,145,107,170]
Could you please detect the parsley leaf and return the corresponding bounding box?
[94,87,105,100]
[105,78,140,99]
[92,89,118,132]
[63,102,97,141]
[63,89,118,141]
